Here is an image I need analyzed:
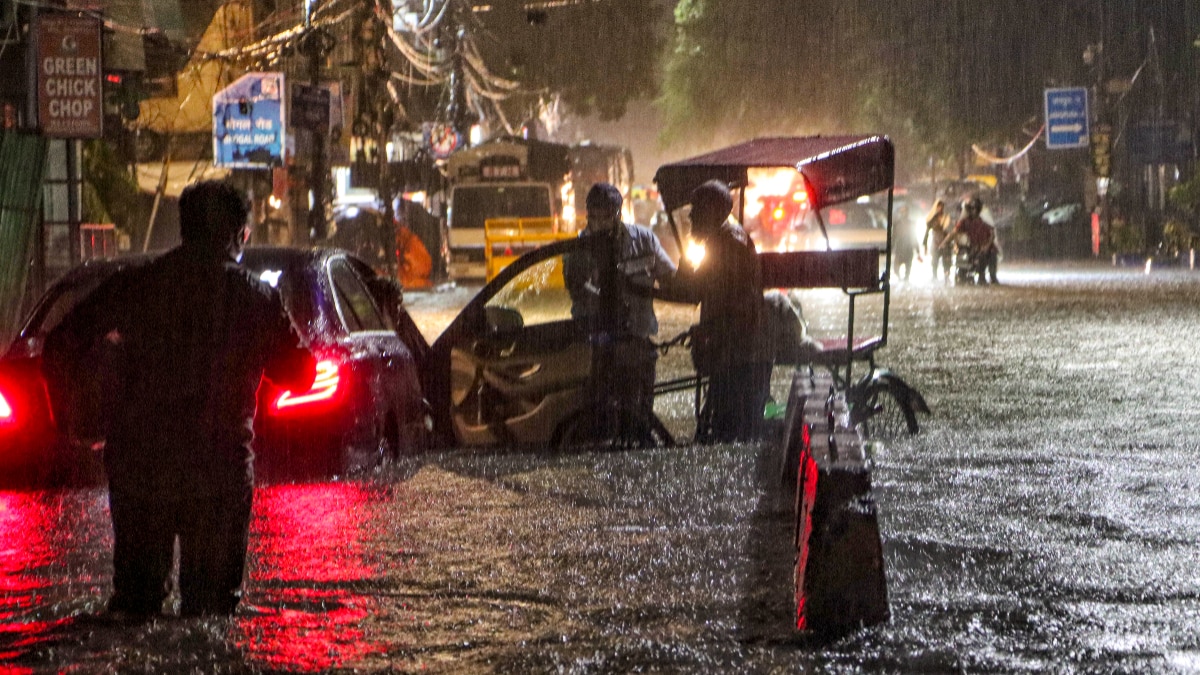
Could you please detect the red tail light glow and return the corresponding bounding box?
[0,389,13,423]
[272,360,341,412]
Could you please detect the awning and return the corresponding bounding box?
[653,135,894,213]
[135,160,230,197]
[136,2,253,135]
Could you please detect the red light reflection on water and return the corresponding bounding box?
[237,482,386,671]
[0,492,71,669]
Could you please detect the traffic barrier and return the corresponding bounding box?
[780,367,889,634]
[483,217,575,281]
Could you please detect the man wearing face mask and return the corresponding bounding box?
[563,183,676,423]
[44,180,316,619]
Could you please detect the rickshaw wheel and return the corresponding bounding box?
[855,383,919,438]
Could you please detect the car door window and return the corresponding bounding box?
[329,259,388,333]
[483,254,572,327]
[28,275,106,336]
[345,256,398,331]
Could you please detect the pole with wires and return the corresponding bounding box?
[299,18,333,242]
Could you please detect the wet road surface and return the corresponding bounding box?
[3,261,1200,672]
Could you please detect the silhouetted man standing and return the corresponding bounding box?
[672,180,770,442]
[45,181,315,618]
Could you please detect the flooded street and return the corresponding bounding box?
[4,261,1200,672]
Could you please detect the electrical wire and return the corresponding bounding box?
[971,125,1044,165]
[391,69,448,86]
[0,16,16,63]
[14,0,163,36]
[381,18,451,76]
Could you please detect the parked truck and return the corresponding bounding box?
[442,136,634,280]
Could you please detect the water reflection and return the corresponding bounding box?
[0,483,395,672]
[236,481,387,670]
[0,491,62,669]
[0,490,109,669]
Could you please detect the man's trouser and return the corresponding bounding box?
[594,336,658,419]
[980,247,999,282]
[968,247,999,283]
[107,480,253,617]
[700,361,773,443]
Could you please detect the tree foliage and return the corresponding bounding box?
[659,0,1198,178]
[82,139,145,239]
[473,0,671,121]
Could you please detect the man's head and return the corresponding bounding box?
[586,182,623,232]
[964,196,982,218]
[689,180,733,240]
[179,180,252,260]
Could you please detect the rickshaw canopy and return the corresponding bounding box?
[653,135,895,214]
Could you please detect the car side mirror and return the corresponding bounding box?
[484,306,523,335]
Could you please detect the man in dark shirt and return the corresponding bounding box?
[44,180,315,618]
[671,180,771,442]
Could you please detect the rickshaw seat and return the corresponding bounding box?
[809,336,882,367]
[759,249,880,290]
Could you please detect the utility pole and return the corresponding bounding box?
[353,6,398,277]
[299,14,332,241]
[444,4,475,143]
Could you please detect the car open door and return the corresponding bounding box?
[424,238,591,448]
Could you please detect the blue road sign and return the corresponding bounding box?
[213,72,286,168]
[1044,87,1089,150]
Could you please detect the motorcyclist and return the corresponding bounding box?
[942,196,999,284]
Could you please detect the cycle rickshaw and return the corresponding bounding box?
[651,135,929,633]
[652,135,928,440]
[422,135,926,454]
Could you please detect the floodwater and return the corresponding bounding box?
[3,261,1200,672]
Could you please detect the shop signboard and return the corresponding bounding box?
[36,15,103,138]
[213,72,286,168]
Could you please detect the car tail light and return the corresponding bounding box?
[272,359,341,413]
[0,388,13,424]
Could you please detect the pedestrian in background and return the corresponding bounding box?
[923,199,952,282]
[893,203,923,281]
[44,180,316,619]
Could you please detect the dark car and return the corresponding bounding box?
[0,246,431,488]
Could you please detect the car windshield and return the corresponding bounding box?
[450,185,552,230]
